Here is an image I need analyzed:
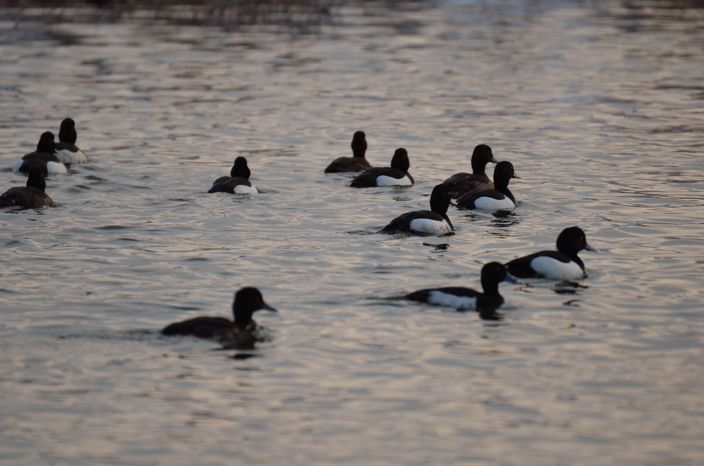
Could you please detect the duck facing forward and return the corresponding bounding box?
[506,227,595,280]
[381,184,453,236]
[406,262,515,312]
[324,130,371,173]
[208,156,258,194]
[441,144,497,199]
[161,287,277,347]
[0,166,55,209]
[55,118,87,165]
[12,131,67,175]
[456,161,519,212]
[350,148,414,188]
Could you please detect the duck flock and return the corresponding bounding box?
[2,124,594,348]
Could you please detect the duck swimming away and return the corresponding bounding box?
[208,156,258,194]
[350,148,414,188]
[381,184,453,236]
[324,130,371,173]
[55,118,88,165]
[12,131,67,175]
[441,144,496,199]
[0,166,55,210]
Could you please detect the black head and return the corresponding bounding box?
[429,183,451,215]
[493,161,518,190]
[26,166,48,192]
[471,144,497,173]
[390,148,410,172]
[36,131,56,153]
[556,226,594,257]
[58,118,77,144]
[351,131,367,158]
[480,262,512,295]
[230,156,251,179]
[232,287,277,325]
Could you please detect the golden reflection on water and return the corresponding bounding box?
[0,0,703,465]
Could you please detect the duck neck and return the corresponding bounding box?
[231,166,250,179]
[233,309,254,328]
[471,159,487,175]
[442,213,454,230]
[501,187,515,203]
[481,279,500,297]
[26,173,46,192]
[570,254,585,271]
[494,176,515,203]
[60,127,77,144]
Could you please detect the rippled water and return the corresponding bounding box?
[1,1,703,464]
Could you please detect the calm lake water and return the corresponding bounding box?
[1,1,703,464]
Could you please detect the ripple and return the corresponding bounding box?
[1,1,703,465]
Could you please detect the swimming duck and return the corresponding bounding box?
[441,144,496,198]
[0,166,55,209]
[324,130,371,173]
[381,184,453,235]
[350,148,414,187]
[12,131,67,175]
[505,227,595,280]
[161,287,277,347]
[406,262,515,311]
[208,156,258,194]
[54,118,87,164]
[456,161,518,211]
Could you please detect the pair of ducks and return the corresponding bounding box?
[209,132,415,195]
[13,118,87,175]
[325,131,414,187]
[324,131,519,236]
[163,226,594,346]
[407,225,593,316]
[1,119,87,209]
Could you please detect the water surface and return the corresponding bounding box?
[1,1,703,465]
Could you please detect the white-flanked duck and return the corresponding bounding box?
[350,148,414,188]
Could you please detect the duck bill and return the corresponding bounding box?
[584,243,597,252]
[504,275,519,284]
[262,303,278,313]
[512,175,521,179]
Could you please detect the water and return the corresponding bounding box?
[1,1,703,464]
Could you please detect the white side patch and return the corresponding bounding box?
[530,256,584,280]
[234,184,258,194]
[427,290,477,309]
[46,161,68,174]
[55,149,87,164]
[409,218,452,235]
[474,196,515,211]
[11,159,24,173]
[376,175,413,187]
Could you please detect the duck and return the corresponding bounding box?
[505,226,595,280]
[0,166,55,209]
[456,161,519,211]
[12,131,67,175]
[207,156,258,194]
[441,144,497,199]
[406,262,515,312]
[161,287,277,347]
[381,184,453,235]
[324,130,371,173]
[54,118,87,164]
[350,148,414,188]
